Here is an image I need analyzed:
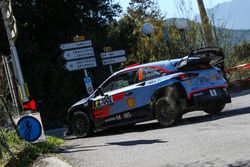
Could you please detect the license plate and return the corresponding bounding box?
[209,89,217,96]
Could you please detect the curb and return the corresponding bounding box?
[32,155,73,167]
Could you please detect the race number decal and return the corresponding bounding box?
[94,95,113,108]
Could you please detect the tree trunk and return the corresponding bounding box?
[197,0,216,47]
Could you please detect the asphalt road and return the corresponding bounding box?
[58,90,250,167]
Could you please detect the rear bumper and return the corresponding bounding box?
[190,87,231,106]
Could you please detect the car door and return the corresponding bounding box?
[91,69,138,127]
[130,66,169,115]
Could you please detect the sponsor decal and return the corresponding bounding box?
[112,92,125,102]
[105,112,132,122]
[93,106,110,119]
[94,95,113,108]
[126,97,135,108]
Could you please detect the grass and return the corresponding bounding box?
[0,129,64,167]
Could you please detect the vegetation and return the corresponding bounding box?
[0,129,63,167]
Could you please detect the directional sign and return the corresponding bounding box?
[64,57,97,71]
[59,40,92,50]
[102,56,127,65]
[100,50,126,59]
[62,47,94,60]
[84,77,94,94]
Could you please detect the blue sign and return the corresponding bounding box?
[17,116,42,142]
[84,77,91,84]
[84,77,94,94]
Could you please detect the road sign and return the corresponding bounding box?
[102,56,127,65]
[59,40,92,50]
[62,47,94,60]
[64,57,97,71]
[15,113,46,143]
[100,50,125,59]
[73,35,85,42]
[84,77,94,94]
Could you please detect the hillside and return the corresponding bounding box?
[209,0,250,30]
[166,18,250,45]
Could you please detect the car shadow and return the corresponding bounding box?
[230,89,250,98]
[179,106,250,126]
[55,144,108,153]
[107,139,167,146]
[228,160,250,167]
[57,139,167,153]
[96,106,250,137]
[65,106,250,140]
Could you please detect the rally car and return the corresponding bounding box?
[67,47,231,137]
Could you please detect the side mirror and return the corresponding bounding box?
[98,87,104,96]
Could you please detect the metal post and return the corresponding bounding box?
[2,56,19,115]
[109,65,113,74]
[84,69,88,77]
[0,1,29,103]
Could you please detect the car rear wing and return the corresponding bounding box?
[176,47,225,70]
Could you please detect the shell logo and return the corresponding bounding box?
[126,97,135,108]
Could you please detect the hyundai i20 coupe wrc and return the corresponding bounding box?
[66,47,231,137]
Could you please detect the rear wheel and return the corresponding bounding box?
[203,102,225,115]
[70,111,91,138]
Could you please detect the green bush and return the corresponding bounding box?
[0,129,63,167]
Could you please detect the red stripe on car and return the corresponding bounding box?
[113,92,125,102]
[147,66,171,73]
[93,106,110,119]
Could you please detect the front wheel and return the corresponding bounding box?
[70,111,91,138]
[203,102,225,115]
[155,97,179,127]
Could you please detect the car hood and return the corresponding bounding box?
[71,97,90,109]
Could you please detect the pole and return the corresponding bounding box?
[2,56,19,115]
[109,65,113,74]
[84,69,88,77]
[197,0,216,47]
[0,1,29,103]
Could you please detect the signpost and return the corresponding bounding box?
[101,47,126,74]
[62,47,94,61]
[100,50,125,59]
[102,56,127,66]
[59,40,92,50]
[64,58,97,71]
[60,36,97,95]
[84,77,94,94]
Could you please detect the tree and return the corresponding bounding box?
[0,0,122,129]
[110,0,171,64]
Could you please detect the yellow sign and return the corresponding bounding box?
[103,46,112,52]
[73,35,85,42]
[126,97,135,108]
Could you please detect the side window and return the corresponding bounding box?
[102,70,137,93]
[137,67,166,82]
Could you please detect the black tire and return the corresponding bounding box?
[70,111,91,138]
[154,86,185,126]
[155,97,177,126]
[175,113,183,123]
[203,102,225,115]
